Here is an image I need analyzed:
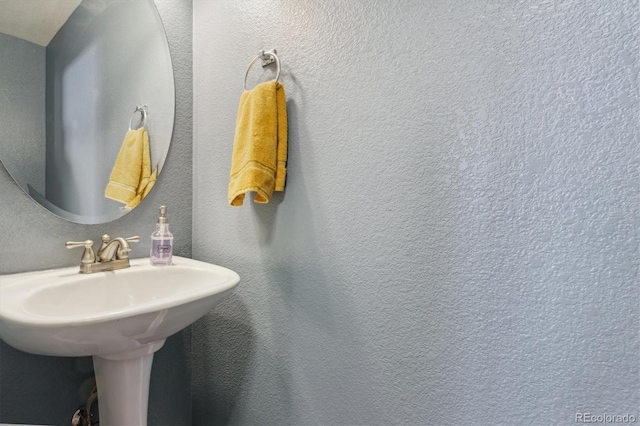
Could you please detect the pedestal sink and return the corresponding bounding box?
[0,256,240,426]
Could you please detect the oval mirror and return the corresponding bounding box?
[0,0,174,224]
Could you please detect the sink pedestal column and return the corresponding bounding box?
[93,354,153,426]
[92,341,165,426]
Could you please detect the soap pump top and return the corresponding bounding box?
[154,205,172,235]
[157,205,168,224]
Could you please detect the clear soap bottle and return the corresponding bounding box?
[150,205,173,265]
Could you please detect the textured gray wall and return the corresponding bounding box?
[45,0,175,222]
[192,1,639,425]
[0,33,45,195]
[0,0,192,424]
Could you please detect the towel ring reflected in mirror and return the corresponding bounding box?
[129,105,148,130]
[243,49,281,91]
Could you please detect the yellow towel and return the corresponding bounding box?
[104,127,157,209]
[228,80,287,206]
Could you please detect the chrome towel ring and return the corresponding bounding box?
[243,49,280,91]
[129,105,148,130]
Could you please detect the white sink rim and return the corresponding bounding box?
[0,256,240,327]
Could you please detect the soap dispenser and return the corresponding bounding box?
[150,205,173,265]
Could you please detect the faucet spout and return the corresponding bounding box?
[98,235,141,262]
[98,237,129,262]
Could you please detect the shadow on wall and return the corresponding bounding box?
[274,97,384,421]
[253,93,386,421]
[0,341,93,425]
[191,296,256,425]
[193,73,417,423]
[147,331,192,426]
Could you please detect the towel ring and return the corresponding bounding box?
[129,105,147,130]
[243,49,280,91]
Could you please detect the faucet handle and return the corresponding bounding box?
[65,240,96,264]
[100,234,139,243]
[116,236,140,259]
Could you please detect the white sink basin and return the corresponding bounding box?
[0,256,239,358]
[0,256,240,425]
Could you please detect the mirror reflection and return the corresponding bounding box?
[0,0,175,224]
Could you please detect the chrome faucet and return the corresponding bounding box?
[66,235,140,274]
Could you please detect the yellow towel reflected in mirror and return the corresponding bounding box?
[105,127,157,209]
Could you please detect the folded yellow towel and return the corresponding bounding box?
[105,127,157,209]
[228,80,287,206]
